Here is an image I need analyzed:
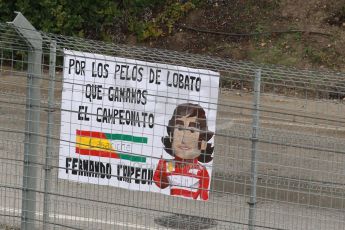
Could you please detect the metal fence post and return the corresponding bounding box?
[43,40,57,229]
[8,12,43,230]
[248,69,261,230]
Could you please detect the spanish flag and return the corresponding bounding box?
[75,130,147,163]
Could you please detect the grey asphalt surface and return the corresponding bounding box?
[0,74,345,229]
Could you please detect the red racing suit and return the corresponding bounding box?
[153,157,210,200]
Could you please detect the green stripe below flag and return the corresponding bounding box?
[118,152,146,163]
[105,133,148,144]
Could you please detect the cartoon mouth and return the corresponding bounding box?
[178,146,191,151]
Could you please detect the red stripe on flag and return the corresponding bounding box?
[76,147,120,159]
[76,130,107,139]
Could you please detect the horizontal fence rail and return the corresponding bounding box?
[1,14,345,230]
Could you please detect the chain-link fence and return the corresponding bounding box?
[1,13,345,230]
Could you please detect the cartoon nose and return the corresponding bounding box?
[181,127,193,144]
[181,129,187,143]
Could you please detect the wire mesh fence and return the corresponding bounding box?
[1,13,345,230]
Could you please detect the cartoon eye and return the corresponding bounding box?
[189,127,199,133]
[176,125,183,131]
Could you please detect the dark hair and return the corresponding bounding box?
[162,103,214,163]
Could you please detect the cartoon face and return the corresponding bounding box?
[171,115,206,160]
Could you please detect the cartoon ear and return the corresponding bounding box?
[200,140,207,151]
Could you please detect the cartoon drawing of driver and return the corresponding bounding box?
[153,103,214,200]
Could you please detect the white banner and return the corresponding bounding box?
[59,49,219,201]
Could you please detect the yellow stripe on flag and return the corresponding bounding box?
[76,136,113,152]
